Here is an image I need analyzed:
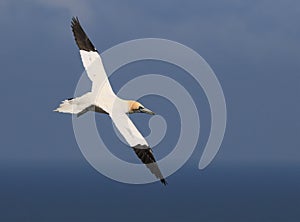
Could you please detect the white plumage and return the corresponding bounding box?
[54,17,167,185]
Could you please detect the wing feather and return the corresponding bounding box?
[111,113,167,185]
[133,145,167,185]
[71,17,115,97]
[71,17,96,52]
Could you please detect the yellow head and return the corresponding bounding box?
[127,100,155,115]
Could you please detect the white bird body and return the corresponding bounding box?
[54,17,166,185]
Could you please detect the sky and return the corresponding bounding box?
[0,1,300,221]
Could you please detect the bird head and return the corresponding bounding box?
[128,101,155,115]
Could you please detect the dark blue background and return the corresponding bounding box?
[0,1,299,221]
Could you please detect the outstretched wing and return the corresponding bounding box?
[71,17,115,96]
[110,113,167,185]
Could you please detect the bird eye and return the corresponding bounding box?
[139,106,144,110]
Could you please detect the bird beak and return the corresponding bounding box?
[141,107,155,115]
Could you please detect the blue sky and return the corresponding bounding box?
[0,1,300,221]
[1,0,299,164]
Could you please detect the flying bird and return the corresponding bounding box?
[54,17,167,185]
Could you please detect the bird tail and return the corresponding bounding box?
[54,92,93,117]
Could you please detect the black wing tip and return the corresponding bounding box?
[132,144,167,186]
[71,16,81,32]
[70,16,97,52]
[71,16,79,25]
[161,178,168,186]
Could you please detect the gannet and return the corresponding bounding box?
[54,17,167,185]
